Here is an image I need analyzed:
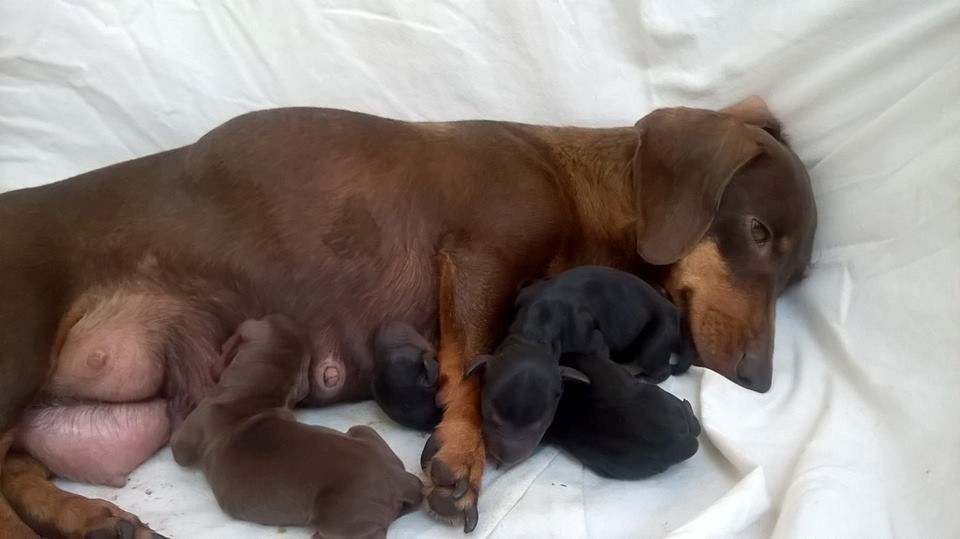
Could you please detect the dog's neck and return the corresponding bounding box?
[553,127,676,288]
[539,126,638,244]
[520,125,657,280]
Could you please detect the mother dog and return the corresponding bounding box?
[0,96,815,537]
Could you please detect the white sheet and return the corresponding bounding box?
[2,1,958,537]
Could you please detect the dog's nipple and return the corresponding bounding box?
[322,365,341,388]
[86,350,108,371]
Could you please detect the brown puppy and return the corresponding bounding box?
[0,96,816,536]
[170,314,423,539]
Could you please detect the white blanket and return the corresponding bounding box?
[1,1,958,537]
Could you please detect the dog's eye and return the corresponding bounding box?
[750,218,771,246]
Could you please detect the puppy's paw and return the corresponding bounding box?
[419,421,484,532]
[639,365,672,384]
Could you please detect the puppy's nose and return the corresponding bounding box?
[490,440,536,469]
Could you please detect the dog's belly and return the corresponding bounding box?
[13,339,365,487]
[13,297,425,486]
[13,302,185,485]
[15,400,171,487]
[11,230,436,486]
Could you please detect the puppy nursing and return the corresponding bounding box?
[371,322,442,431]
[466,265,698,468]
[170,315,422,539]
[372,265,702,479]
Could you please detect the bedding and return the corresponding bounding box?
[1,1,958,537]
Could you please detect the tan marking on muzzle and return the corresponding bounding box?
[666,241,764,380]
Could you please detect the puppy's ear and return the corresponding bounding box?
[632,107,762,265]
[465,355,494,378]
[559,366,591,385]
[170,409,208,467]
[219,329,246,364]
[422,352,439,386]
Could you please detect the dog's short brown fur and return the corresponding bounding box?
[0,96,816,536]
[170,314,423,539]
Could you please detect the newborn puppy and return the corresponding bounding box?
[170,314,423,539]
[521,266,696,381]
[545,351,701,480]
[465,336,589,466]
[371,321,442,430]
[466,265,695,467]
[369,329,700,480]
[368,337,700,479]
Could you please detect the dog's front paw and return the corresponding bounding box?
[419,420,485,533]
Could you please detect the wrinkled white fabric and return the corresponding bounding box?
[1,1,958,537]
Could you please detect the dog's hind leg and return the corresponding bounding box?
[0,275,62,538]
[0,435,33,538]
[2,451,166,539]
[0,277,170,538]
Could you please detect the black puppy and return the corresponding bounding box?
[545,350,701,479]
[467,265,694,467]
[371,328,701,480]
[515,266,695,381]
[371,322,442,431]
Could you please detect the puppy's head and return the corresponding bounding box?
[371,324,441,430]
[218,314,310,405]
[631,96,816,392]
[466,341,589,467]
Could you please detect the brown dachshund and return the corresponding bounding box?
[170,314,422,539]
[0,96,815,536]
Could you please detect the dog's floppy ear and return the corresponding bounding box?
[465,354,494,378]
[559,366,591,385]
[632,107,762,265]
[720,95,783,141]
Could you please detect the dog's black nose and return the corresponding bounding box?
[735,354,772,393]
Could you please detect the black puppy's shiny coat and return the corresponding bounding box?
[514,265,696,381]
[545,351,700,479]
[371,322,442,431]
[372,334,701,480]
[465,265,696,466]
[375,265,700,477]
